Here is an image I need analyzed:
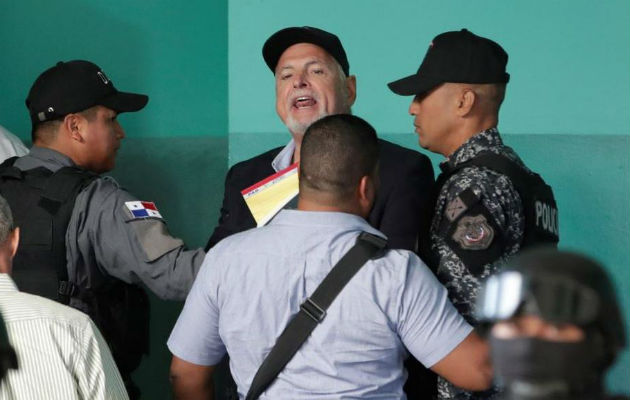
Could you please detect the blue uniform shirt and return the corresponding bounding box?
[169,210,471,399]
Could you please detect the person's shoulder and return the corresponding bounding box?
[445,161,517,199]
[209,222,272,254]
[2,291,92,329]
[78,174,124,199]
[74,175,146,217]
[372,247,427,274]
[224,146,283,187]
[366,248,437,291]
[230,146,283,173]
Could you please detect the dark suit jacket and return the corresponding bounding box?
[206,139,436,259]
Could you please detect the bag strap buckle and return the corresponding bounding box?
[300,298,326,323]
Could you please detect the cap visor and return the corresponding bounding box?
[387,74,442,96]
[100,91,149,113]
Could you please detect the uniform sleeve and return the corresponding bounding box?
[394,255,473,368]
[167,253,225,366]
[371,148,435,260]
[77,320,129,400]
[67,177,205,300]
[436,169,524,276]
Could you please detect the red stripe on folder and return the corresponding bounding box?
[241,162,299,196]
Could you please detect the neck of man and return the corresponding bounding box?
[34,139,84,168]
[33,138,69,158]
[292,138,302,164]
[443,115,499,157]
[297,194,364,218]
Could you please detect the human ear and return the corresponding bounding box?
[345,75,357,107]
[357,175,376,217]
[457,89,476,117]
[63,114,86,142]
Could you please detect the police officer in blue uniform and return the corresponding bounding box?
[0,60,205,398]
[476,248,628,400]
[388,29,559,399]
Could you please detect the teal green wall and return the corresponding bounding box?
[1,1,228,399]
[0,0,227,138]
[229,0,629,395]
[228,1,629,140]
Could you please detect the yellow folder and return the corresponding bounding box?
[241,163,299,227]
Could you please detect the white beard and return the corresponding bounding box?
[285,110,329,138]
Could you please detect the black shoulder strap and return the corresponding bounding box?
[464,152,539,184]
[245,232,388,400]
[39,166,98,215]
[0,157,21,180]
[437,152,527,189]
[0,156,18,168]
[44,167,99,300]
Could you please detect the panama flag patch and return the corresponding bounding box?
[125,201,163,219]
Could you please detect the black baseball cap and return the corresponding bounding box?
[388,29,510,96]
[26,60,149,125]
[262,26,350,76]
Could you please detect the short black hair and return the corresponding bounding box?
[31,106,98,144]
[300,114,378,200]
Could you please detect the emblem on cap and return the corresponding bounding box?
[97,71,110,85]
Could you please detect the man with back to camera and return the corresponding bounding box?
[206,25,439,397]
[388,29,559,399]
[0,194,129,399]
[476,248,628,400]
[169,114,491,399]
[0,60,205,398]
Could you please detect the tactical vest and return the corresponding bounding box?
[0,158,149,391]
[436,151,559,249]
[0,157,99,301]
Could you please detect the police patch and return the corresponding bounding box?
[452,214,494,250]
[445,196,468,222]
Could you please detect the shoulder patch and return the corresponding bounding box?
[445,196,468,222]
[125,201,163,219]
[452,214,494,250]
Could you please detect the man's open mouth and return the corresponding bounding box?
[293,96,317,109]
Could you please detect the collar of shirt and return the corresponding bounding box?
[269,209,386,239]
[14,146,77,172]
[0,273,19,293]
[271,139,297,172]
[440,127,503,172]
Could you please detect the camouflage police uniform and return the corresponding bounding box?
[433,128,527,400]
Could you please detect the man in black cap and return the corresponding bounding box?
[476,248,628,400]
[206,26,435,259]
[388,29,559,400]
[0,60,205,398]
